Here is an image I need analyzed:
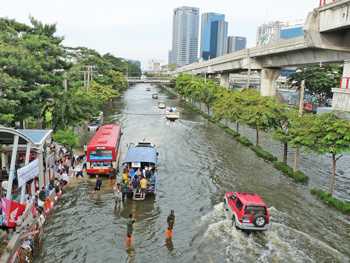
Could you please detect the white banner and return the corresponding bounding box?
[17,159,39,188]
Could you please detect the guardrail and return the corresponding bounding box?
[319,0,336,6]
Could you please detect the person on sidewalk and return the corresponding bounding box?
[166,210,175,239]
[91,175,102,197]
[127,213,135,245]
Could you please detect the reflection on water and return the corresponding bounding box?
[34,84,350,263]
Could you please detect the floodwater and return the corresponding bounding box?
[35,84,350,263]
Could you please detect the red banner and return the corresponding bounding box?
[1,198,25,227]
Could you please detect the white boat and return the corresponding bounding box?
[146,87,151,91]
[158,102,166,109]
[152,94,158,99]
[166,107,179,121]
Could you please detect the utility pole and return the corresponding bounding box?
[246,49,251,89]
[80,65,97,92]
[294,80,305,172]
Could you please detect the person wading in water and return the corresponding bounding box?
[166,210,175,239]
[127,213,135,245]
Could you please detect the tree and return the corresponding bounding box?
[168,63,180,72]
[108,70,128,92]
[52,129,80,158]
[77,80,121,104]
[239,89,280,146]
[0,17,72,125]
[287,65,342,107]
[271,106,299,165]
[290,112,350,196]
[43,91,99,131]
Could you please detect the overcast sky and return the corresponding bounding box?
[2,0,318,69]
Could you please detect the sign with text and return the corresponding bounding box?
[17,159,39,187]
[1,198,25,227]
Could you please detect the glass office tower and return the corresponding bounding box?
[168,6,199,66]
[200,12,228,60]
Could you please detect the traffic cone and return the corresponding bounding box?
[113,179,115,185]
[108,179,111,185]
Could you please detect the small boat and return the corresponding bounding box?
[152,94,158,99]
[123,141,157,200]
[146,87,151,91]
[158,102,166,109]
[166,107,179,121]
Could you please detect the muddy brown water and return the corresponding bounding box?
[34,84,350,263]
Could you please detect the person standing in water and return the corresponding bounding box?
[127,213,135,245]
[166,210,175,239]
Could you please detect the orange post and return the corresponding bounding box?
[127,237,131,245]
[319,0,322,6]
[44,201,49,211]
[113,179,115,185]
[108,179,111,185]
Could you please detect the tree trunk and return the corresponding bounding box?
[294,148,300,172]
[328,153,337,196]
[236,123,239,134]
[225,119,228,127]
[256,126,259,146]
[207,106,210,116]
[283,142,288,166]
[241,125,244,137]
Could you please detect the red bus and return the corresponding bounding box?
[86,125,122,175]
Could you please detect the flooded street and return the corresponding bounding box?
[35,84,350,263]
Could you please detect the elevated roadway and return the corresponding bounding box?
[175,0,350,111]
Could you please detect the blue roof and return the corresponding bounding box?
[17,129,52,146]
[123,147,157,166]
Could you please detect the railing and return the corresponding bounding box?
[319,0,336,6]
[339,77,350,89]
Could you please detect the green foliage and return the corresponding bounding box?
[237,136,253,146]
[44,91,99,132]
[287,65,342,106]
[216,122,226,129]
[52,129,80,156]
[273,161,309,181]
[250,146,277,161]
[0,17,72,125]
[225,128,239,137]
[168,63,180,71]
[310,188,350,212]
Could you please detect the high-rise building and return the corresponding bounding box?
[227,36,246,53]
[168,6,200,66]
[200,13,228,60]
[256,19,304,46]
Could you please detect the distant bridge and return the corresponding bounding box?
[126,77,172,84]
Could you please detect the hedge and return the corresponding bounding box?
[310,188,350,213]
[224,128,239,137]
[250,146,278,161]
[236,136,253,146]
[273,161,309,182]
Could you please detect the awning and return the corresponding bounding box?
[123,147,157,166]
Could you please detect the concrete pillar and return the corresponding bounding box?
[1,153,7,170]
[220,73,230,89]
[6,135,19,200]
[260,68,282,96]
[20,143,31,204]
[332,60,350,111]
[38,152,44,189]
